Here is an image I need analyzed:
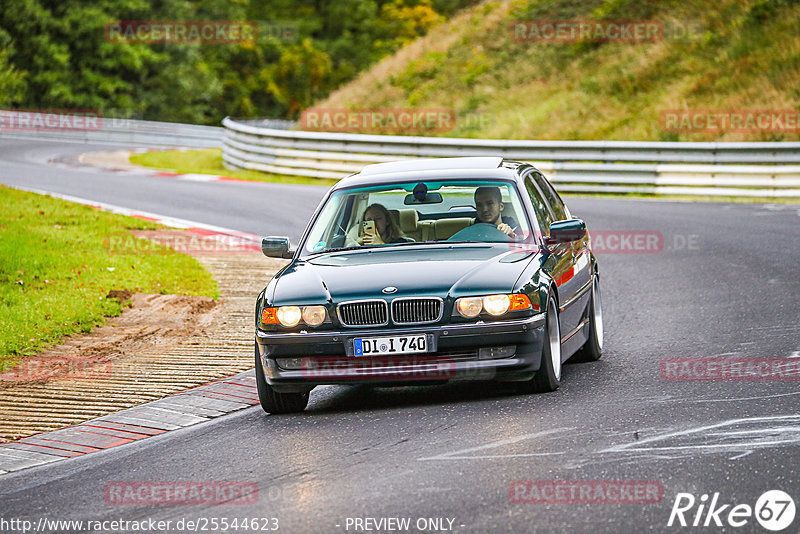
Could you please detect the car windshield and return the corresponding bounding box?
[300,179,532,257]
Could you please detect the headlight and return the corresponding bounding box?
[456,297,483,318]
[262,305,328,327]
[483,294,511,316]
[276,306,302,327]
[302,305,326,326]
[454,294,532,319]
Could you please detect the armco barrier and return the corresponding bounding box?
[221,117,800,197]
[0,111,224,148]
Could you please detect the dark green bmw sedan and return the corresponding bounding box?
[254,157,602,413]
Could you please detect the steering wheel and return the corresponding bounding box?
[447,222,510,242]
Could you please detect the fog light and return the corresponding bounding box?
[478,345,516,360]
[302,305,326,326]
[456,297,483,318]
[276,357,304,369]
[483,294,511,316]
[276,306,302,327]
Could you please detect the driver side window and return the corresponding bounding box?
[532,172,567,221]
[524,175,554,236]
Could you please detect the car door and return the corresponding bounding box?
[530,172,592,345]
[523,173,578,340]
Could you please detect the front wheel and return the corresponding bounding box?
[255,343,309,414]
[517,294,562,393]
[573,273,603,362]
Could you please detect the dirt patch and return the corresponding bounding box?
[77,149,147,172]
[0,293,220,387]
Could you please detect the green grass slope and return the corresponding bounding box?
[314,0,800,141]
[0,186,218,367]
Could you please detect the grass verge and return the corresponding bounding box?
[0,186,219,370]
[130,148,339,186]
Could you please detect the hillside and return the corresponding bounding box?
[313,0,800,141]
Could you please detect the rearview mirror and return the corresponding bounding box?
[546,219,586,245]
[404,192,443,205]
[262,236,295,259]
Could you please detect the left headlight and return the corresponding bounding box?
[261,305,327,327]
[454,294,532,318]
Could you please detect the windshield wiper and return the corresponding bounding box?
[306,245,377,256]
[306,241,435,257]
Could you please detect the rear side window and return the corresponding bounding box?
[524,176,553,235]
[531,172,567,221]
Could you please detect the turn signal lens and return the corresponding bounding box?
[261,308,279,324]
[302,305,326,327]
[483,294,511,316]
[509,294,532,311]
[456,297,483,318]
[276,306,302,327]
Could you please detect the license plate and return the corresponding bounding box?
[354,335,428,356]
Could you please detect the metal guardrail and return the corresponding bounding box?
[221,117,800,197]
[0,111,223,148]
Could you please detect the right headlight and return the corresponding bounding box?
[276,306,302,327]
[261,305,328,327]
[302,305,327,327]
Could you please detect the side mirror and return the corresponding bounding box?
[546,219,586,245]
[262,236,295,259]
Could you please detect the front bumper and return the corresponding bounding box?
[256,313,546,391]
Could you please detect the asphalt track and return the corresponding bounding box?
[1,138,800,533]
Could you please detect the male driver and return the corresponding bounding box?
[474,186,517,236]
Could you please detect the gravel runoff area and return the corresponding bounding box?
[0,238,288,442]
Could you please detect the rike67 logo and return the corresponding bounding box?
[668,490,796,531]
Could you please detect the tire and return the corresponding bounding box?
[517,294,562,393]
[255,343,309,414]
[573,273,603,362]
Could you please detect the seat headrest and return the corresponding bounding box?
[397,209,419,232]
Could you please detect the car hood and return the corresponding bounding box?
[271,245,538,304]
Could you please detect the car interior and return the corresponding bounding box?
[309,183,526,252]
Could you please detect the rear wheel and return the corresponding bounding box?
[573,273,603,362]
[255,343,309,414]
[517,294,562,393]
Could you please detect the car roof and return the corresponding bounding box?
[333,157,528,190]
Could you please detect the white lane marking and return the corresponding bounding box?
[601,415,800,455]
[419,428,574,461]
[12,186,260,243]
[425,452,566,460]
[691,391,800,403]
[177,173,223,182]
[789,350,800,358]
